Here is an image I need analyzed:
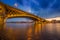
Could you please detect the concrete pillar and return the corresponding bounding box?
[0,16,4,40]
[0,16,4,23]
[0,16,4,30]
[34,21,42,40]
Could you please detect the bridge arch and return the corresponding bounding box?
[0,2,45,23]
[4,12,41,23]
[3,3,43,23]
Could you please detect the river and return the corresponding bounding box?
[0,23,60,40]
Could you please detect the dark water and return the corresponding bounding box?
[42,23,60,40]
[0,23,60,40]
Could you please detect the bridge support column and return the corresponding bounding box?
[0,16,4,40]
[34,21,42,39]
[0,16,4,30]
[0,16,4,23]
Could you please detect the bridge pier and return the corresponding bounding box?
[34,21,42,39]
[0,16,4,30]
[0,16,4,23]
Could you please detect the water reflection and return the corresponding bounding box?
[42,23,60,40]
[3,23,34,40]
[0,23,60,40]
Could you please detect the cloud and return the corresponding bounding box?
[1,0,60,18]
[31,0,39,5]
[14,3,18,7]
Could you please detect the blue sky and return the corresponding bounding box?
[0,0,60,22]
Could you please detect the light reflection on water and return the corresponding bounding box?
[42,23,60,40]
[1,23,60,40]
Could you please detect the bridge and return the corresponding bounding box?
[0,2,47,28]
[0,2,49,36]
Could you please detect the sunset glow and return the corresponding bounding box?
[46,17,60,21]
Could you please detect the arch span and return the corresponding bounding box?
[0,2,45,23]
[4,12,41,23]
[2,3,43,23]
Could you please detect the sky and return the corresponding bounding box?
[0,0,60,22]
